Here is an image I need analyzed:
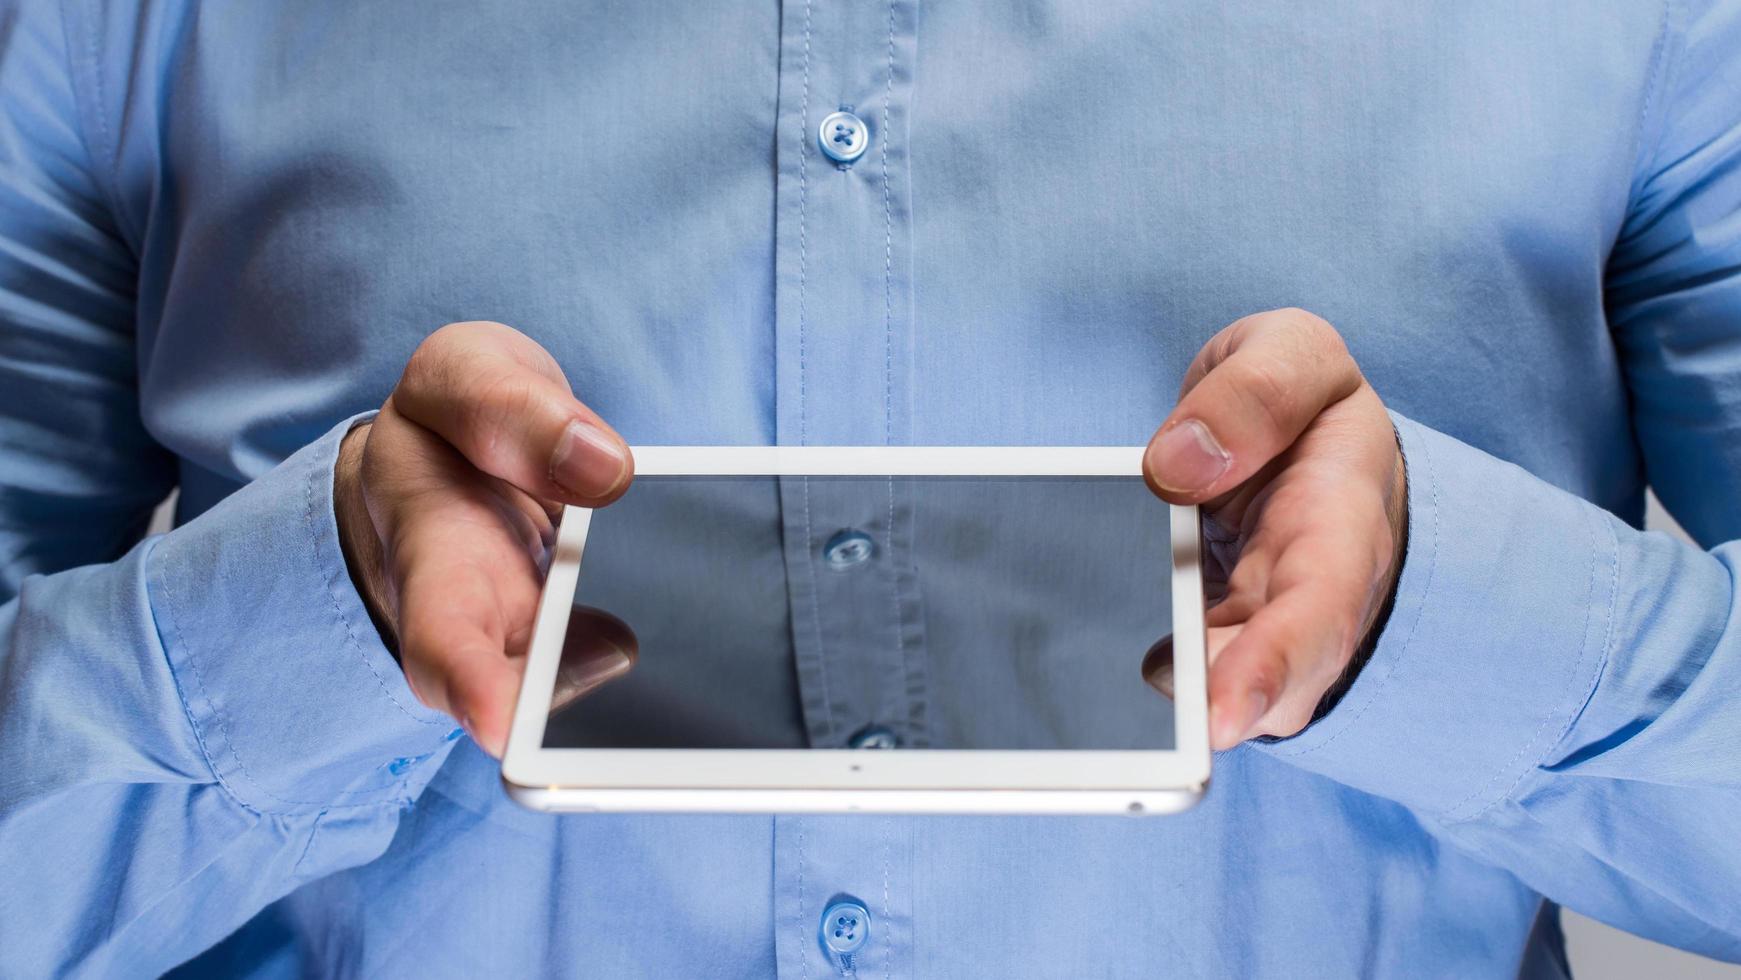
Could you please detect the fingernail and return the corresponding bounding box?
[551,421,628,499]
[1149,420,1231,493]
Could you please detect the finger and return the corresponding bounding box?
[1203,542,1372,748]
[361,417,553,620]
[476,473,562,583]
[379,442,553,756]
[392,321,634,506]
[1141,635,1175,700]
[1145,309,1363,504]
[365,412,560,576]
[1142,623,1244,702]
[550,606,640,714]
[1200,492,1289,631]
[396,555,524,757]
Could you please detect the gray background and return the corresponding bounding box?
[143,493,1737,975]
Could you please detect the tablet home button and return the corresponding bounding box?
[847,725,899,750]
[820,900,871,955]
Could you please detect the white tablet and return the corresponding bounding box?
[502,447,1209,815]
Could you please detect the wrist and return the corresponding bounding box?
[334,422,399,655]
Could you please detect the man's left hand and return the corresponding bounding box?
[1143,308,1407,749]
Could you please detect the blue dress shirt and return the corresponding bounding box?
[2,1,1740,976]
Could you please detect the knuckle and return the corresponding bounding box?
[402,322,517,393]
[1231,307,1337,351]
[1221,313,1269,353]
[1245,652,1291,700]
[438,319,513,342]
[1272,306,1329,336]
[1208,321,1245,363]
[526,342,569,385]
[1230,355,1301,432]
[1224,551,1268,596]
[455,368,540,459]
[399,339,446,396]
[1269,307,1350,362]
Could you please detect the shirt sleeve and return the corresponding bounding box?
[1262,2,1741,958]
[0,3,460,975]
[0,415,465,979]
[0,0,173,593]
[1260,415,1741,960]
[1605,0,1741,549]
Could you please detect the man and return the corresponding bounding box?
[1,1,1737,976]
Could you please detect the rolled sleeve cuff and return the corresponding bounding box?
[1257,412,1618,823]
[146,413,461,816]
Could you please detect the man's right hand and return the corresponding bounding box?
[333,321,635,757]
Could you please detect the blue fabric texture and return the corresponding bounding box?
[1,1,1739,976]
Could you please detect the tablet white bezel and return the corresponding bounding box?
[501,446,1210,814]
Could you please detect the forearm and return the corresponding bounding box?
[0,416,458,976]
[1258,414,1741,957]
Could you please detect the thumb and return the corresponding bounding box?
[1145,309,1363,504]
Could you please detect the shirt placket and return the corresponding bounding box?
[770,0,920,976]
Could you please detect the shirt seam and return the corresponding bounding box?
[802,478,839,739]
[302,423,447,731]
[794,0,837,744]
[1439,497,1603,821]
[881,0,913,753]
[796,0,814,450]
[1538,508,1625,789]
[797,818,813,980]
[142,536,267,820]
[1450,506,1620,825]
[152,532,417,816]
[881,817,892,980]
[1624,0,1686,204]
[55,0,144,256]
[147,436,441,816]
[881,0,895,451]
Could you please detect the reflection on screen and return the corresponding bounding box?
[542,475,1176,750]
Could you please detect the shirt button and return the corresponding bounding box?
[818,110,869,164]
[820,900,871,955]
[848,725,899,749]
[823,529,875,569]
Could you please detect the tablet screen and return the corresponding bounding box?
[540,474,1178,751]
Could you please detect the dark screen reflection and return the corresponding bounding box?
[542,475,1176,750]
